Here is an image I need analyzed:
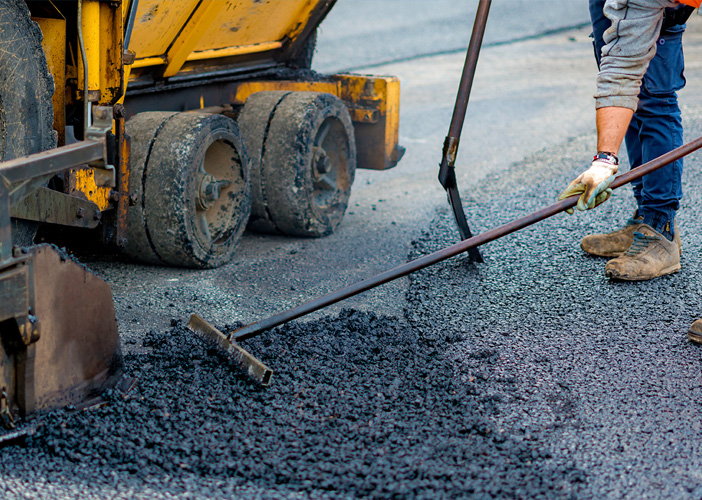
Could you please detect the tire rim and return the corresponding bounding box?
[311,117,351,210]
[194,138,244,247]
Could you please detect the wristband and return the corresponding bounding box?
[593,151,619,165]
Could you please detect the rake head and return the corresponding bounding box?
[187,314,273,386]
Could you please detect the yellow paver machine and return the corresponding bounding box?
[0,0,403,425]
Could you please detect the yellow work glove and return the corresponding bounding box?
[558,152,618,214]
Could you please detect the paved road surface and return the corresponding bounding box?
[314,0,590,72]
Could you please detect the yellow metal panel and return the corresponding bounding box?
[163,1,227,77]
[229,81,340,105]
[334,74,403,170]
[98,1,124,105]
[81,0,101,94]
[70,168,111,211]
[383,78,402,166]
[193,0,319,52]
[129,0,200,58]
[33,17,66,145]
[129,0,324,70]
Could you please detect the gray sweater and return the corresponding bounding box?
[597,0,679,110]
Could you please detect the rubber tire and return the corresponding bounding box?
[125,112,251,269]
[0,0,57,245]
[237,91,288,234]
[124,112,178,265]
[238,91,356,237]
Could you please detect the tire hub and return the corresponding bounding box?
[311,147,332,181]
[197,173,231,211]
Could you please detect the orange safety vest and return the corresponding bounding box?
[679,0,701,7]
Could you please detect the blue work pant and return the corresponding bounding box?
[589,0,685,227]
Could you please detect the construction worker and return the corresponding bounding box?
[558,0,701,340]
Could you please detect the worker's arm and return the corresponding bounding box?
[596,106,634,154]
[559,0,671,212]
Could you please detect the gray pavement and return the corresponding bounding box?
[314,0,590,72]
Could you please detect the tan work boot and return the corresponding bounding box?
[604,223,680,281]
[688,320,702,345]
[581,216,644,258]
[581,218,681,258]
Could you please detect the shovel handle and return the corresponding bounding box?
[447,0,492,141]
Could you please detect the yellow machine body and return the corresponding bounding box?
[129,0,320,77]
[29,0,402,214]
[123,0,402,171]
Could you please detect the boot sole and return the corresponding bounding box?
[584,245,682,259]
[688,329,702,345]
[605,263,681,281]
[583,249,625,258]
[580,247,626,259]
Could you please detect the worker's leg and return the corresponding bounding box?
[623,116,645,210]
[634,34,685,241]
[583,2,683,262]
[604,25,685,280]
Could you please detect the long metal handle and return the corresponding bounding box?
[438,0,492,261]
[230,136,702,342]
[448,0,491,140]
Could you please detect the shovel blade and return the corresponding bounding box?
[446,185,484,263]
[188,314,273,386]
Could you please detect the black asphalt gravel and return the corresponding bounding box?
[0,311,583,499]
[4,100,702,500]
[4,131,702,499]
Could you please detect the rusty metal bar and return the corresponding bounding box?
[114,108,131,248]
[229,135,702,342]
[10,187,102,229]
[0,140,104,185]
[448,0,491,140]
[438,0,492,261]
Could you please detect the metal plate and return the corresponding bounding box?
[25,245,122,412]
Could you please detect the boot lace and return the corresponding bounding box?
[624,231,659,257]
[626,216,643,226]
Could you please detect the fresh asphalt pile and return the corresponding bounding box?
[0,309,584,499]
[3,129,702,499]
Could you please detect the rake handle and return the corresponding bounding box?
[231,136,702,342]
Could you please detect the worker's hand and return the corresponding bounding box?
[558,153,618,214]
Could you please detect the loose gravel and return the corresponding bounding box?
[4,114,702,500]
[0,307,584,499]
[4,126,702,499]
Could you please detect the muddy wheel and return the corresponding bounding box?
[125,112,251,269]
[238,91,356,237]
[0,0,57,245]
[124,112,177,265]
